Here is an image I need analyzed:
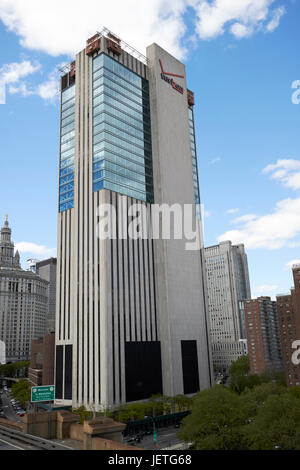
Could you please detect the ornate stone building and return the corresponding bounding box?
[0,217,49,363]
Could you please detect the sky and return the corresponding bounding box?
[0,0,299,299]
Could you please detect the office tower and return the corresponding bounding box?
[277,265,300,387]
[36,258,57,333]
[204,241,251,374]
[0,217,48,362]
[244,297,283,376]
[55,29,213,410]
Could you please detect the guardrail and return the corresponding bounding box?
[0,424,74,450]
[123,411,191,437]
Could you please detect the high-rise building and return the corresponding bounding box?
[36,258,57,333]
[244,297,283,376]
[204,241,251,374]
[0,217,49,362]
[277,265,300,387]
[55,29,213,410]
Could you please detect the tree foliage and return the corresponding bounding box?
[178,386,249,450]
[11,379,30,407]
[106,394,192,424]
[0,362,30,378]
[178,381,300,450]
[72,406,92,424]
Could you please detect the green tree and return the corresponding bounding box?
[230,355,250,376]
[240,382,286,421]
[11,379,30,407]
[0,362,29,378]
[72,406,92,424]
[229,356,264,394]
[260,369,286,386]
[288,386,300,400]
[178,386,249,450]
[244,392,300,450]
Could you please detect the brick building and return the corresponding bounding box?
[276,265,300,387]
[28,332,55,387]
[244,297,283,376]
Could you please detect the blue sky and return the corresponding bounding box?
[0,0,299,298]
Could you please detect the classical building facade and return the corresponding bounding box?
[0,217,48,362]
[55,29,213,410]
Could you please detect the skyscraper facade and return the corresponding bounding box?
[204,241,251,374]
[36,258,57,333]
[0,218,48,363]
[55,29,213,410]
[244,297,283,376]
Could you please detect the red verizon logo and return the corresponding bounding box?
[159,59,184,94]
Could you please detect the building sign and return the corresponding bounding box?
[31,385,55,403]
[159,59,184,95]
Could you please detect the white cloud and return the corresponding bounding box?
[0,60,40,85]
[35,70,59,101]
[266,5,286,32]
[254,284,278,293]
[210,157,221,164]
[218,197,300,250]
[0,0,286,60]
[226,208,239,214]
[230,23,253,38]
[192,0,283,39]
[15,242,56,257]
[7,67,59,101]
[263,159,300,191]
[233,214,257,223]
[0,0,188,59]
[193,0,284,40]
[219,158,300,250]
[9,81,34,97]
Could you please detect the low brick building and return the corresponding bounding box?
[28,332,55,386]
[244,297,283,376]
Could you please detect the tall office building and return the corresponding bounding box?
[204,241,251,374]
[277,265,300,387]
[36,258,57,333]
[0,217,48,362]
[55,29,213,410]
[244,297,283,376]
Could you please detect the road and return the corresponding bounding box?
[1,391,23,423]
[125,426,182,450]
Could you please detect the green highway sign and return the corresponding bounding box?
[31,385,55,403]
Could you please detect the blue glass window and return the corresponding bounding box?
[92,53,153,202]
[59,84,75,212]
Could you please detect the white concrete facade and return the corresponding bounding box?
[55,33,213,410]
